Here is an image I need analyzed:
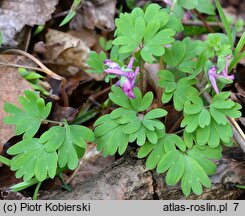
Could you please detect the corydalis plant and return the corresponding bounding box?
[2,90,94,191]
[85,2,244,197]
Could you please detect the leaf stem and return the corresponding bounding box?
[168,115,184,133]
[198,84,211,96]
[43,119,63,125]
[159,56,165,70]
[140,57,144,93]
[33,181,42,200]
[174,129,184,135]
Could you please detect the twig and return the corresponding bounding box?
[182,20,223,28]
[23,26,32,52]
[229,117,245,141]
[2,49,62,80]
[1,49,69,107]
[65,147,94,184]
[168,115,184,133]
[193,9,214,33]
[53,10,69,19]
[0,62,52,74]
[89,86,111,101]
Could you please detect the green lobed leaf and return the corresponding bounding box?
[207,121,221,148]
[182,113,199,133]
[8,138,58,182]
[188,146,222,175]
[181,155,211,196]
[3,90,52,138]
[196,126,210,146]
[178,0,198,10]
[141,28,176,63]
[165,14,183,32]
[138,91,154,111]
[0,156,11,166]
[86,51,107,74]
[164,134,186,152]
[40,126,66,152]
[163,41,187,67]
[57,122,92,170]
[167,78,198,111]
[196,0,215,15]
[183,130,195,148]
[210,106,228,125]
[109,85,134,110]
[144,108,167,119]
[198,109,211,128]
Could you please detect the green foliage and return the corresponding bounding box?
[7,118,94,182]
[233,32,245,59]
[126,0,136,10]
[163,38,205,73]
[205,33,232,58]
[178,0,198,10]
[181,93,241,147]
[18,68,49,96]
[214,0,233,46]
[4,90,52,138]
[59,0,81,26]
[94,86,167,156]
[3,90,95,190]
[34,25,44,36]
[177,0,215,15]
[86,51,107,74]
[158,70,199,111]
[235,18,244,33]
[9,178,40,192]
[89,2,243,197]
[113,3,181,63]
[3,2,242,198]
[235,185,245,189]
[8,138,58,182]
[99,37,113,51]
[0,156,10,166]
[171,0,215,19]
[138,132,222,196]
[194,33,233,75]
[195,0,215,15]
[229,32,245,71]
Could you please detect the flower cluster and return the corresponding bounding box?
[208,56,234,94]
[104,56,139,98]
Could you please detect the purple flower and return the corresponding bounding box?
[163,0,173,7]
[208,66,220,94]
[104,56,139,98]
[104,59,120,69]
[208,57,234,94]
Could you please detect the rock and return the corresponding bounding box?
[0,0,58,46]
[0,54,32,155]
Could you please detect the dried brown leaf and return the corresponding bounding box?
[43,29,90,74]
[70,0,116,31]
